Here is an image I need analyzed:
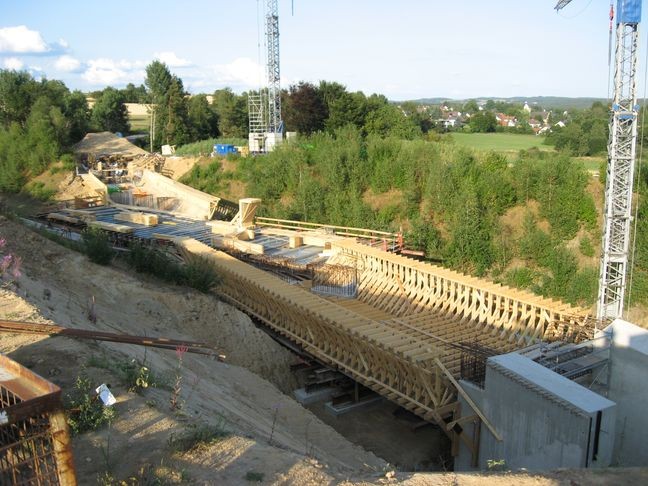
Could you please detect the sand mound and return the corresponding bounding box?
[74,131,148,157]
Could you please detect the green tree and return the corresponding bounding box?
[121,83,148,103]
[283,82,327,134]
[63,90,90,144]
[400,101,433,133]
[188,94,219,140]
[91,87,130,133]
[469,111,497,133]
[211,88,248,138]
[444,183,494,275]
[145,61,172,104]
[462,99,479,114]
[144,61,191,147]
[159,77,190,145]
[0,70,38,127]
[363,104,421,139]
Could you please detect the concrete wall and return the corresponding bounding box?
[456,353,616,471]
[606,319,648,466]
[138,170,218,220]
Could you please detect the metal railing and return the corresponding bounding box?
[255,216,403,252]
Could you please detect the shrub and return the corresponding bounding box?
[167,421,229,452]
[579,235,595,257]
[23,181,55,201]
[245,471,264,482]
[181,256,221,293]
[125,244,220,293]
[126,243,184,284]
[82,228,115,265]
[565,267,599,305]
[502,267,538,290]
[66,373,116,435]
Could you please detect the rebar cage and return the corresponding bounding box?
[0,355,76,485]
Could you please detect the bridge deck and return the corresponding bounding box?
[179,240,576,435]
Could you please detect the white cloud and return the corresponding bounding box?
[0,26,50,54]
[154,51,191,68]
[3,57,23,70]
[212,57,265,89]
[54,54,81,72]
[82,58,145,86]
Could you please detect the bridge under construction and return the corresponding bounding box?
[43,173,597,465]
[174,234,593,463]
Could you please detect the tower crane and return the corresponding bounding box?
[248,0,284,153]
[555,0,642,319]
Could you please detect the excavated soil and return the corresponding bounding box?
[2,211,648,484]
[73,132,148,157]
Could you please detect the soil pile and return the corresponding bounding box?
[74,132,148,157]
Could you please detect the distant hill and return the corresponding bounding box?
[398,96,607,111]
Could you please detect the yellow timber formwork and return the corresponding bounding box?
[179,238,467,427]
[177,236,593,457]
[332,240,592,344]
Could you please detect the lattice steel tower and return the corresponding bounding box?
[556,1,642,320]
[248,0,283,153]
[599,1,641,319]
[266,0,282,137]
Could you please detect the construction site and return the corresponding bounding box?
[2,0,648,485]
[0,121,646,483]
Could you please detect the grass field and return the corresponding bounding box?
[129,114,150,133]
[451,132,553,152]
[575,156,605,173]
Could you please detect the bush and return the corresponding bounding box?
[23,181,55,201]
[82,228,115,265]
[181,256,221,293]
[126,243,184,284]
[565,267,598,305]
[167,421,229,452]
[66,373,116,435]
[245,471,264,482]
[579,235,595,257]
[502,267,538,290]
[125,244,220,293]
[175,137,247,156]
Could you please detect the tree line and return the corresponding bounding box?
[181,129,609,306]
[0,71,89,191]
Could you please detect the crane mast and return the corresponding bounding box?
[556,0,642,319]
[248,0,283,153]
[266,0,282,139]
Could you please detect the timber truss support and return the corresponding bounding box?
[176,236,593,461]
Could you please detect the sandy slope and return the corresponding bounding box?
[0,215,385,483]
[2,215,648,485]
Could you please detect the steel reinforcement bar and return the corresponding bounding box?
[333,240,593,344]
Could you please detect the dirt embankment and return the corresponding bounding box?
[0,216,387,483]
[2,214,648,484]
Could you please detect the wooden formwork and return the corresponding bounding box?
[333,240,593,344]
[178,239,460,426]
[178,236,593,462]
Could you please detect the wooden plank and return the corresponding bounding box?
[65,209,97,221]
[88,220,134,234]
[47,213,81,224]
[115,211,158,226]
[434,358,502,442]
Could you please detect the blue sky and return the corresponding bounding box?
[0,1,645,99]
